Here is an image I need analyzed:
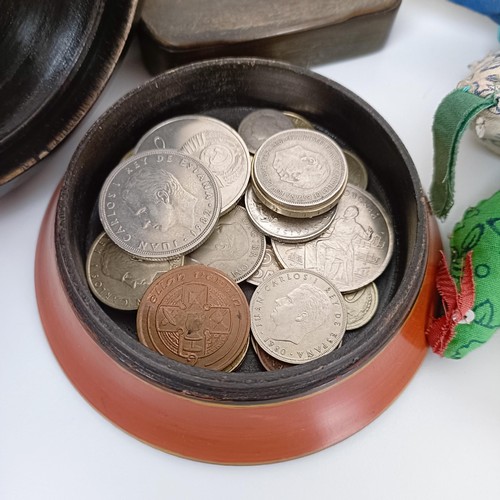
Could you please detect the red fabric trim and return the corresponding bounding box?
[426,250,475,356]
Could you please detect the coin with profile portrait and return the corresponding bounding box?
[135,115,251,215]
[86,232,184,310]
[99,150,221,261]
[187,205,266,283]
[250,268,346,364]
[251,129,348,218]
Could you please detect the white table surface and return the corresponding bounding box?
[1,1,499,498]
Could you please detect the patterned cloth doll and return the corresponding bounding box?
[427,0,500,358]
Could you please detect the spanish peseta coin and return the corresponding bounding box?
[251,129,348,218]
[187,205,266,283]
[99,149,221,261]
[86,232,184,311]
[137,265,250,371]
[250,268,346,364]
[272,184,394,293]
[135,115,251,215]
[245,185,337,243]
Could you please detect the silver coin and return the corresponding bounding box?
[343,149,369,190]
[283,111,315,130]
[246,244,282,286]
[342,282,379,330]
[99,150,221,260]
[86,232,184,310]
[245,185,337,242]
[238,108,294,154]
[252,129,348,216]
[187,205,266,283]
[272,184,394,292]
[250,268,346,364]
[251,170,347,219]
[135,115,251,215]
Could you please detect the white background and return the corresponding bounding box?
[1,0,499,498]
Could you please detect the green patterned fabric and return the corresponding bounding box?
[444,190,500,358]
[430,88,496,218]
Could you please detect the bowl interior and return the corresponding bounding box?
[56,58,427,402]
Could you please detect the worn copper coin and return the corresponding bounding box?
[135,115,251,215]
[251,129,348,218]
[343,282,379,330]
[99,150,221,261]
[238,108,294,154]
[223,336,250,373]
[137,265,250,371]
[272,184,394,292]
[187,205,266,283]
[86,232,184,311]
[251,336,292,371]
[250,268,346,364]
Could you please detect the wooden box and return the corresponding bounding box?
[139,0,402,73]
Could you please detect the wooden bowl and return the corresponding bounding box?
[0,0,138,197]
[35,58,441,464]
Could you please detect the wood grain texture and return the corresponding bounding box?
[0,0,138,197]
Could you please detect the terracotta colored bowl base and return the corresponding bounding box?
[36,189,440,464]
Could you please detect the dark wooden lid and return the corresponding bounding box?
[0,0,138,198]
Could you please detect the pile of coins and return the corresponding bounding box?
[86,108,394,372]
